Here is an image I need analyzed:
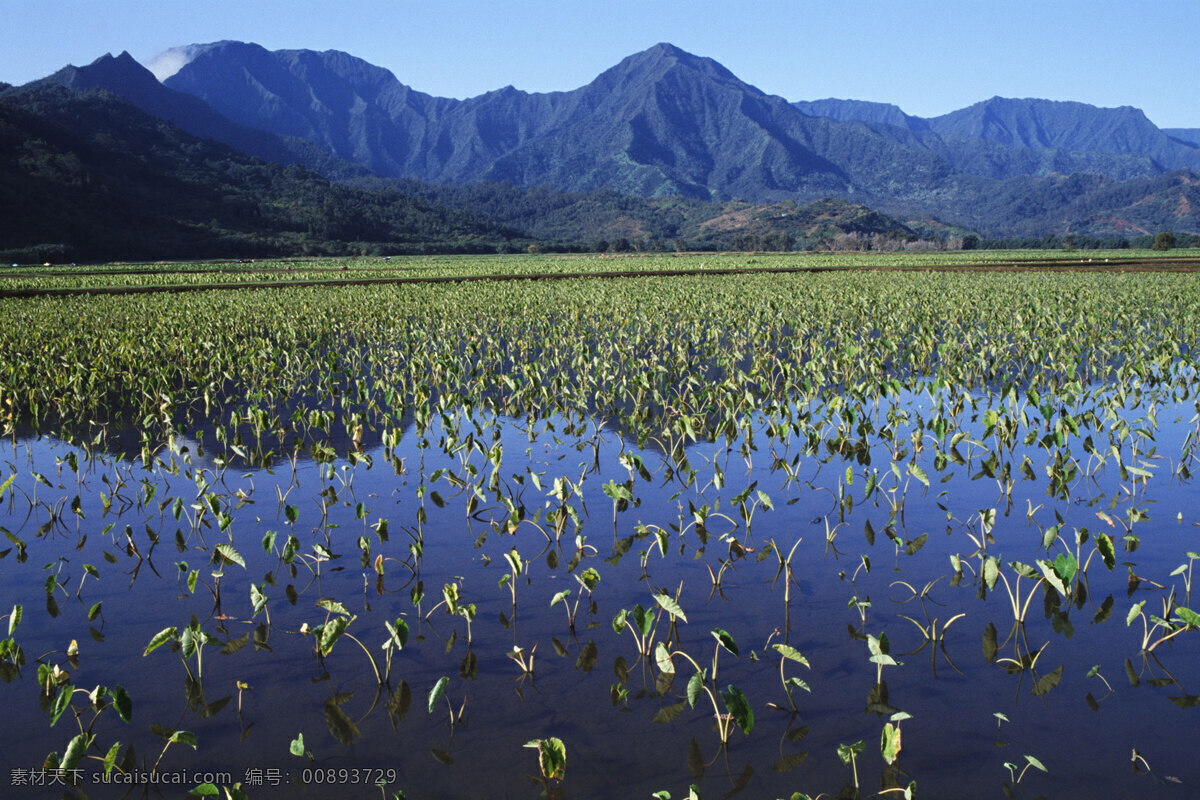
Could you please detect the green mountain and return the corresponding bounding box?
[0,82,513,262]
[143,41,1199,236]
[383,179,918,249]
[157,41,953,200]
[42,51,363,179]
[8,42,1200,255]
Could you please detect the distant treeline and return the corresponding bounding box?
[974,232,1199,250]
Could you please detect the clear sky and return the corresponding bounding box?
[5,0,1200,128]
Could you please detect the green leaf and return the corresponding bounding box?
[772,643,810,667]
[143,626,177,656]
[50,683,73,726]
[317,598,351,617]
[428,676,450,714]
[654,641,675,674]
[837,739,865,765]
[1176,607,1200,628]
[1024,754,1047,772]
[631,604,653,637]
[881,722,902,765]
[214,543,244,569]
[112,685,132,723]
[654,593,688,623]
[720,685,754,735]
[550,589,571,607]
[189,785,220,797]
[1052,552,1078,584]
[169,730,198,749]
[61,732,92,771]
[577,567,601,592]
[250,584,267,617]
[686,671,704,708]
[983,557,999,591]
[907,463,929,488]
[704,629,739,661]
[1037,560,1068,598]
[102,741,121,776]
[289,733,306,757]
[319,615,350,656]
[1127,601,1146,627]
[385,618,409,649]
[8,604,21,636]
[532,736,567,780]
[1010,561,1038,580]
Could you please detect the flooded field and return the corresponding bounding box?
[1,257,1198,798]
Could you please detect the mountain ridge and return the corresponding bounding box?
[9,41,1200,246]
[144,40,1200,213]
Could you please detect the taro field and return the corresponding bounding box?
[1,253,1199,799]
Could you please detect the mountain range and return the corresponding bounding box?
[0,81,512,262]
[7,40,1200,256]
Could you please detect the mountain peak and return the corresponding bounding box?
[41,50,160,92]
[590,41,744,96]
[645,42,689,58]
[627,42,728,72]
[146,41,271,82]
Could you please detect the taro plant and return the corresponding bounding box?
[770,643,811,713]
[304,600,391,684]
[42,679,133,781]
[1127,592,1200,652]
[1003,754,1047,791]
[523,736,566,781]
[425,582,477,644]
[880,711,910,765]
[427,675,466,730]
[612,603,660,658]
[144,618,217,681]
[550,567,601,631]
[656,629,754,746]
[867,633,902,684]
[837,739,865,795]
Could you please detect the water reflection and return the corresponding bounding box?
[0,392,1197,799]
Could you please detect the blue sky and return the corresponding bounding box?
[6,0,1200,127]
